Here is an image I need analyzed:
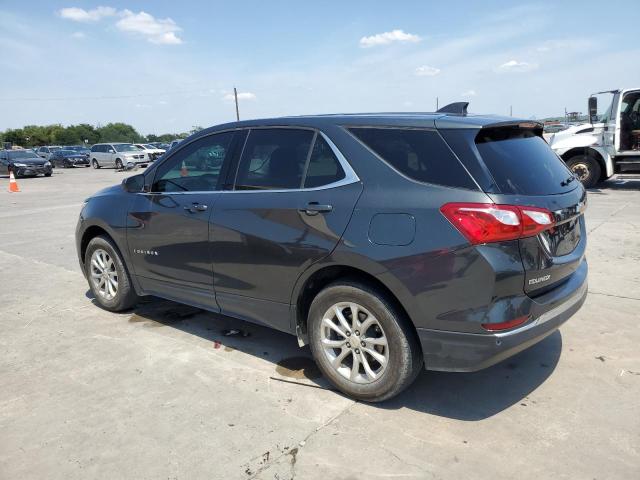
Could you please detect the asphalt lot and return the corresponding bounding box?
[1,167,639,479]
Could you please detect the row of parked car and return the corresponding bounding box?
[1,140,182,177]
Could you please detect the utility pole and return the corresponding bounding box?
[234,87,240,121]
[510,105,513,117]
[436,97,439,110]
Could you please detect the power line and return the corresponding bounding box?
[0,89,216,102]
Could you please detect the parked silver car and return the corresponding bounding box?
[36,146,62,161]
[90,143,148,169]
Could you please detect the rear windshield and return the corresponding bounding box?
[474,126,575,195]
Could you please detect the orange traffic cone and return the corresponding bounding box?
[8,170,20,193]
[180,161,188,177]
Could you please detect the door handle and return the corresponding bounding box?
[302,202,333,216]
[184,202,208,213]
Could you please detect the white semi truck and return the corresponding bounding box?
[547,88,640,187]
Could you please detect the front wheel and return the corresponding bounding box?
[92,159,100,169]
[44,173,52,177]
[308,281,423,402]
[565,155,601,188]
[115,158,123,170]
[85,235,138,312]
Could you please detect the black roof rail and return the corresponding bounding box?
[437,102,469,115]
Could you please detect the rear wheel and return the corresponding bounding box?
[308,281,423,402]
[565,155,601,188]
[85,235,138,312]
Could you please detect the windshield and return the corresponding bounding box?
[59,150,77,156]
[143,144,155,149]
[8,150,40,159]
[113,144,138,152]
[592,92,616,123]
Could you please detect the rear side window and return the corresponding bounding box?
[235,129,314,190]
[475,126,574,195]
[349,128,476,189]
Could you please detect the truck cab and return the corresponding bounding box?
[547,88,640,187]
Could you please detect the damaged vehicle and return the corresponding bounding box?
[76,103,588,401]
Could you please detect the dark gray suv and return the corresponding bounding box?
[76,106,588,401]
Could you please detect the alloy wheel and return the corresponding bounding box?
[320,302,389,384]
[90,248,118,300]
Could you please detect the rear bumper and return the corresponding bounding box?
[419,259,588,372]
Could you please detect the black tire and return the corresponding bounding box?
[84,235,138,312]
[308,280,423,402]
[44,173,52,177]
[92,159,100,169]
[115,158,123,170]
[565,154,601,188]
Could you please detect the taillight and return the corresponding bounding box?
[440,203,555,245]
[481,316,529,331]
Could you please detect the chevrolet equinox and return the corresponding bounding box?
[76,104,588,401]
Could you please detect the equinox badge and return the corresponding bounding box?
[529,274,551,285]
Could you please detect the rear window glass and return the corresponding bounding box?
[475,127,574,195]
[349,128,476,189]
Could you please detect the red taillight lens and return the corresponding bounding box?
[481,316,529,331]
[520,207,554,237]
[440,203,555,245]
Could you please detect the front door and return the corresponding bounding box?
[127,130,237,310]
[211,128,362,331]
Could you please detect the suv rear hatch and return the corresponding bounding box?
[439,121,587,296]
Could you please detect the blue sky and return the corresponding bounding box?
[1,1,638,134]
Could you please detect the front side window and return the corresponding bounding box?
[235,129,314,190]
[152,131,235,192]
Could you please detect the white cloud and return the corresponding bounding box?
[58,6,117,22]
[71,31,85,39]
[415,65,440,77]
[497,59,538,72]
[115,10,183,44]
[223,92,256,101]
[359,29,420,48]
[461,89,477,97]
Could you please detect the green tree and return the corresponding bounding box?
[96,123,144,143]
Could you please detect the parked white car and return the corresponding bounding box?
[133,143,166,162]
[90,143,148,169]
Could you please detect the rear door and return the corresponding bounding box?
[126,131,238,309]
[441,123,587,296]
[210,128,362,331]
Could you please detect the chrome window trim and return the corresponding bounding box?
[140,127,360,196]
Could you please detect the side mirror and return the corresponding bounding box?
[109,149,115,153]
[588,96,598,124]
[122,174,146,193]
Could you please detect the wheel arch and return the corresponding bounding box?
[79,222,143,295]
[561,147,608,181]
[293,263,419,348]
